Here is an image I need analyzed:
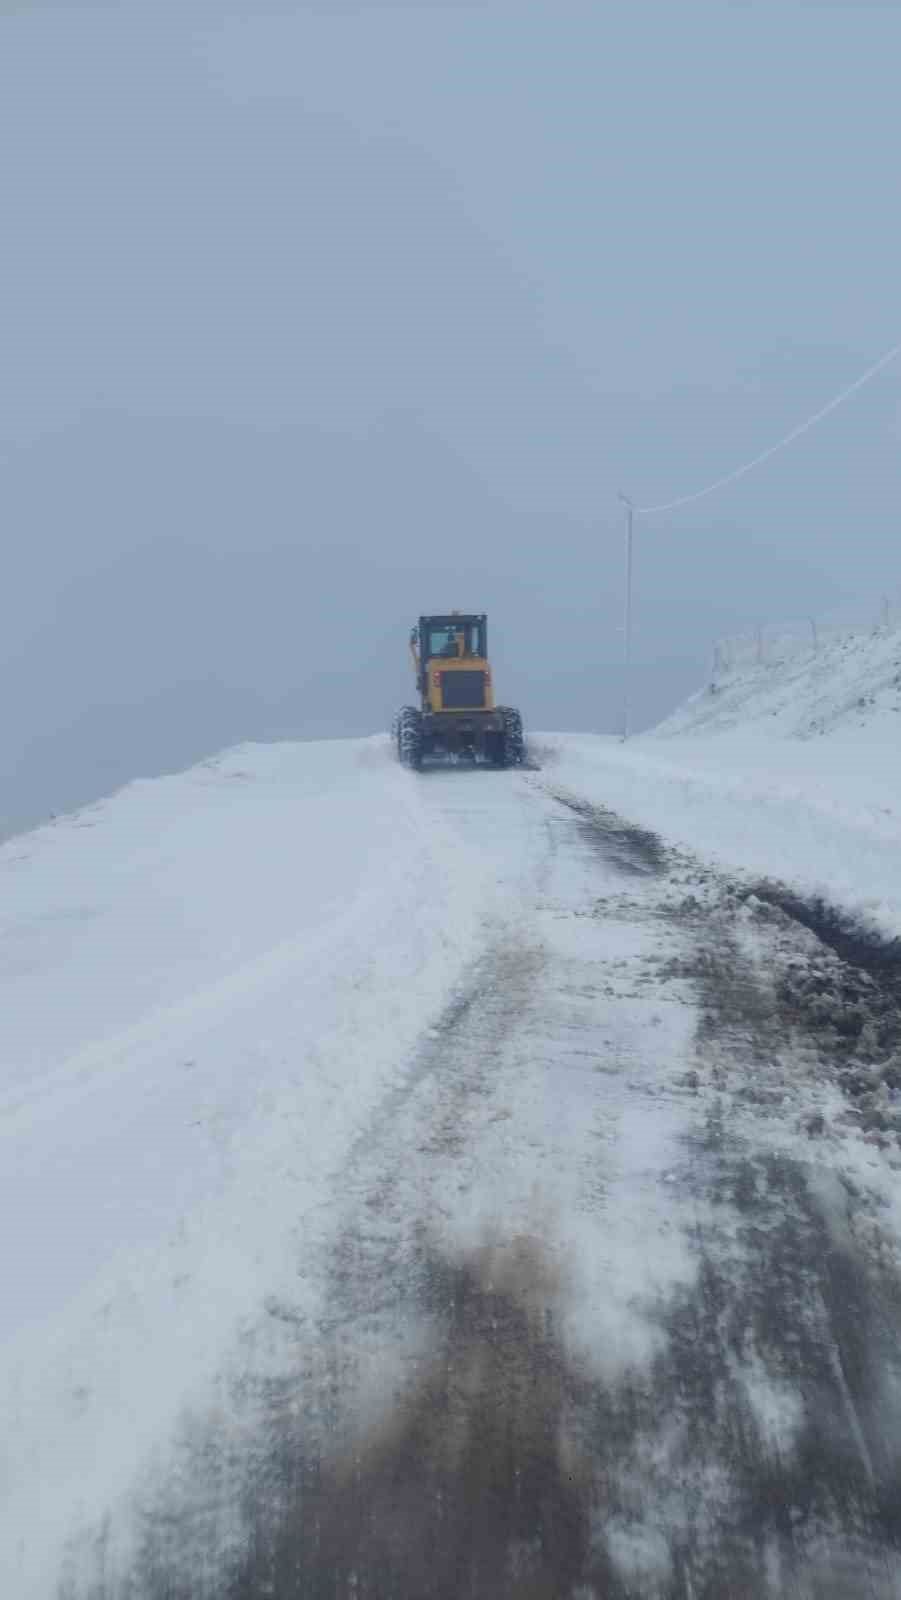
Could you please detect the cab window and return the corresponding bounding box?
[426,621,483,658]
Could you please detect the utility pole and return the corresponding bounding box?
[618,493,634,740]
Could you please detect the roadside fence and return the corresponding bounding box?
[712,595,901,676]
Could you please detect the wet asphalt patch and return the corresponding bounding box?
[66,1238,616,1600]
[744,884,901,992]
[221,1239,608,1600]
[88,1203,901,1599]
[655,913,901,1594]
[641,1147,901,1598]
[661,872,901,1146]
[545,789,668,878]
[731,886,901,1144]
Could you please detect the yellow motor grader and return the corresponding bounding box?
[393,613,524,770]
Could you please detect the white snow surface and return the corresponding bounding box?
[2,740,492,1597]
[661,617,901,741]
[6,623,901,1594]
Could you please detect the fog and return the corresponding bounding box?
[3,1,899,833]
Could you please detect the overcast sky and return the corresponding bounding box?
[3,0,899,833]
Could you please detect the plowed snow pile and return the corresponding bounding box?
[543,619,901,939]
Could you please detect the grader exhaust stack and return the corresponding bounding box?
[393,612,524,770]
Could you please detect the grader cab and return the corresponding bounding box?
[393,613,524,770]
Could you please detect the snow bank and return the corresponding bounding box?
[659,619,901,740]
[1,737,487,1599]
[543,732,901,934]
[540,620,901,938]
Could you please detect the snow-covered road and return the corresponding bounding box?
[6,738,901,1597]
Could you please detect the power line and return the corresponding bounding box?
[634,336,901,517]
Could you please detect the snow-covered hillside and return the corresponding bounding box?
[658,619,901,740]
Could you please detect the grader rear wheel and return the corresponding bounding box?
[499,707,524,767]
[396,706,423,770]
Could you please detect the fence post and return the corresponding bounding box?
[809,617,818,654]
[756,624,763,664]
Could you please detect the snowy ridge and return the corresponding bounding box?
[656,618,901,739]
